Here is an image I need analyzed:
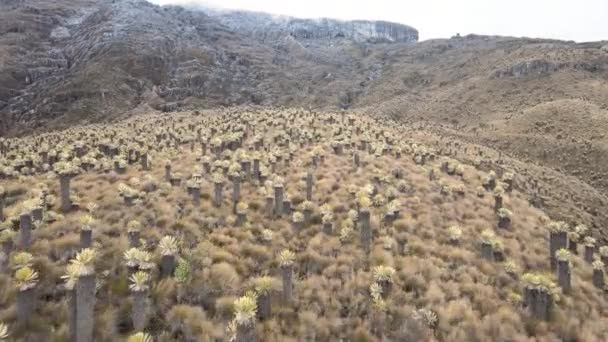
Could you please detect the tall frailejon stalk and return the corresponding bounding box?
[253,276,277,320]
[127,220,141,248]
[322,213,333,235]
[212,173,225,208]
[279,249,295,303]
[79,214,96,250]
[273,177,284,218]
[583,236,596,263]
[555,249,571,293]
[14,266,39,325]
[62,262,80,342]
[236,202,248,227]
[522,273,556,321]
[0,230,14,272]
[232,294,257,342]
[129,271,151,332]
[55,161,79,213]
[231,168,242,213]
[158,235,178,278]
[164,161,172,182]
[291,211,304,232]
[305,170,313,201]
[548,222,568,271]
[140,152,151,171]
[19,212,32,249]
[592,260,605,289]
[373,265,395,299]
[359,207,372,253]
[300,201,314,227]
[188,181,201,207]
[497,208,512,229]
[73,248,97,342]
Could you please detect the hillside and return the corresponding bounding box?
[1,2,608,339]
[0,109,607,341]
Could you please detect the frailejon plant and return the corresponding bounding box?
[373,265,395,298]
[158,235,179,278]
[555,249,572,293]
[583,236,596,263]
[79,214,95,250]
[548,221,568,270]
[592,259,605,289]
[279,249,295,303]
[253,276,277,320]
[232,293,258,342]
[127,220,142,248]
[127,331,153,342]
[129,271,151,332]
[521,273,558,321]
[72,248,97,342]
[14,266,39,324]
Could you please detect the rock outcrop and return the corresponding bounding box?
[202,9,418,43]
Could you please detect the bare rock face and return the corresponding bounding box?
[203,9,418,43]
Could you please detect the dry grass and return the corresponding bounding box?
[0,109,607,341]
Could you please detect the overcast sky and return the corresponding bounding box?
[148,0,608,42]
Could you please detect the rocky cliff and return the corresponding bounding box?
[201,9,418,43]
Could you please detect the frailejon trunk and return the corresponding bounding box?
[160,254,176,278]
[532,289,552,321]
[236,213,246,227]
[19,213,32,249]
[235,323,255,342]
[549,231,568,270]
[17,287,36,324]
[274,186,284,218]
[0,197,4,221]
[232,177,241,212]
[1,240,12,256]
[494,195,503,212]
[141,154,150,170]
[265,198,273,217]
[359,210,371,252]
[481,242,494,261]
[253,160,260,180]
[164,166,171,182]
[80,229,92,250]
[76,274,95,342]
[593,269,604,288]
[557,260,571,293]
[568,240,578,255]
[192,187,201,206]
[306,171,313,201]
[132,290,148,332]
[584,245,594,263]
[69,289,77,342]
[281,265,293,303]
[32,207,43,222]
[214,183,223,207]
[256,292,271,320]
[60,175,72,212]
[128,231,140,248]
[323,222,332,235]
[303,210,312,226]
